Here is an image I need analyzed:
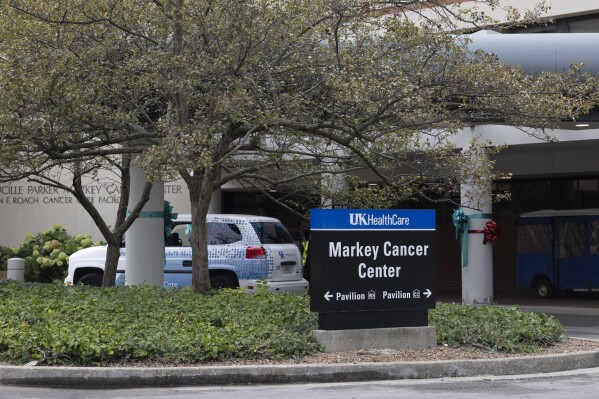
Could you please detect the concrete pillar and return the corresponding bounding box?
[460,153,494,305]
[7,258,24,282]
[125,165,165,286]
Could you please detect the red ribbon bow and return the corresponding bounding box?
[482,221,498,245]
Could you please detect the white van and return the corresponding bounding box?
[64,214,309,293]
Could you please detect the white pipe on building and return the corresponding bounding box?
[467,31,599,75]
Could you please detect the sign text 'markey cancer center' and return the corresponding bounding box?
[329,241,430,261]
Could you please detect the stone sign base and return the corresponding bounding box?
[312,326,436,353]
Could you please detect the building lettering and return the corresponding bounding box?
[43,196,73,204]
[12,197,39,204]
[28,186,60,195]
[0,185,22,195]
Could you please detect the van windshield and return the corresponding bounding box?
[250,222,294,244]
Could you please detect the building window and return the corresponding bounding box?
[494,178,599,219]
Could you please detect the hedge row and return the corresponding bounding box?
[0,282,566,365]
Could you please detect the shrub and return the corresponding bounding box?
[0,282,569,366]
[0,282,320,365]
[11,226,103,283]
[0,246,12,271]
[430,302,566,353]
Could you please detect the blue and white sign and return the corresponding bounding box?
[310,209,436,313]
[311,209,436,231]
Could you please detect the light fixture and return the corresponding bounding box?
[575,123,590,127]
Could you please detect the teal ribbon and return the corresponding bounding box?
[452,208,492,268]
[163,200,178,239]
[126,210,165,219]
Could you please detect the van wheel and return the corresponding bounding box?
[78,273,103,286]
[210,275,236,289]
[536,278,555,299]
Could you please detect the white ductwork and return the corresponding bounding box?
[467,30,599,75]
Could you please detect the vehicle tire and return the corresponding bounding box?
[535,278,555,299]
[210,275,236,289]
[77,273,103,286]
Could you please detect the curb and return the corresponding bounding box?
[1,350,599,388]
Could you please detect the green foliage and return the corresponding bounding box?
[0,246,12,271]
[163,200,178,242]
[0,283,568,366]
[430,302,567,353]
[0,282,320,366]
[11,226,103,283]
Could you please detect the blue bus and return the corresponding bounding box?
[516,209,599,298]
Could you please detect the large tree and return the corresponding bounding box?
[0,1,159,286]
[1,1,596,292]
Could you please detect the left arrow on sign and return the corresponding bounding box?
[324,291,333,301]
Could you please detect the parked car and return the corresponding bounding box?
[64,214,309,293]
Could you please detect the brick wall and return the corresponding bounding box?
[436,212,462,293]
[492,219,518,293]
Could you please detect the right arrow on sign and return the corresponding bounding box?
[324,291,333,301]
[424,289,432,298]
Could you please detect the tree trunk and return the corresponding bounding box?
[187,173,217,293]
[103,238,123,286]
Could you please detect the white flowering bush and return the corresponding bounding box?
[12,225,103,282]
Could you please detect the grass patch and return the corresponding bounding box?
[0,281,566,365]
